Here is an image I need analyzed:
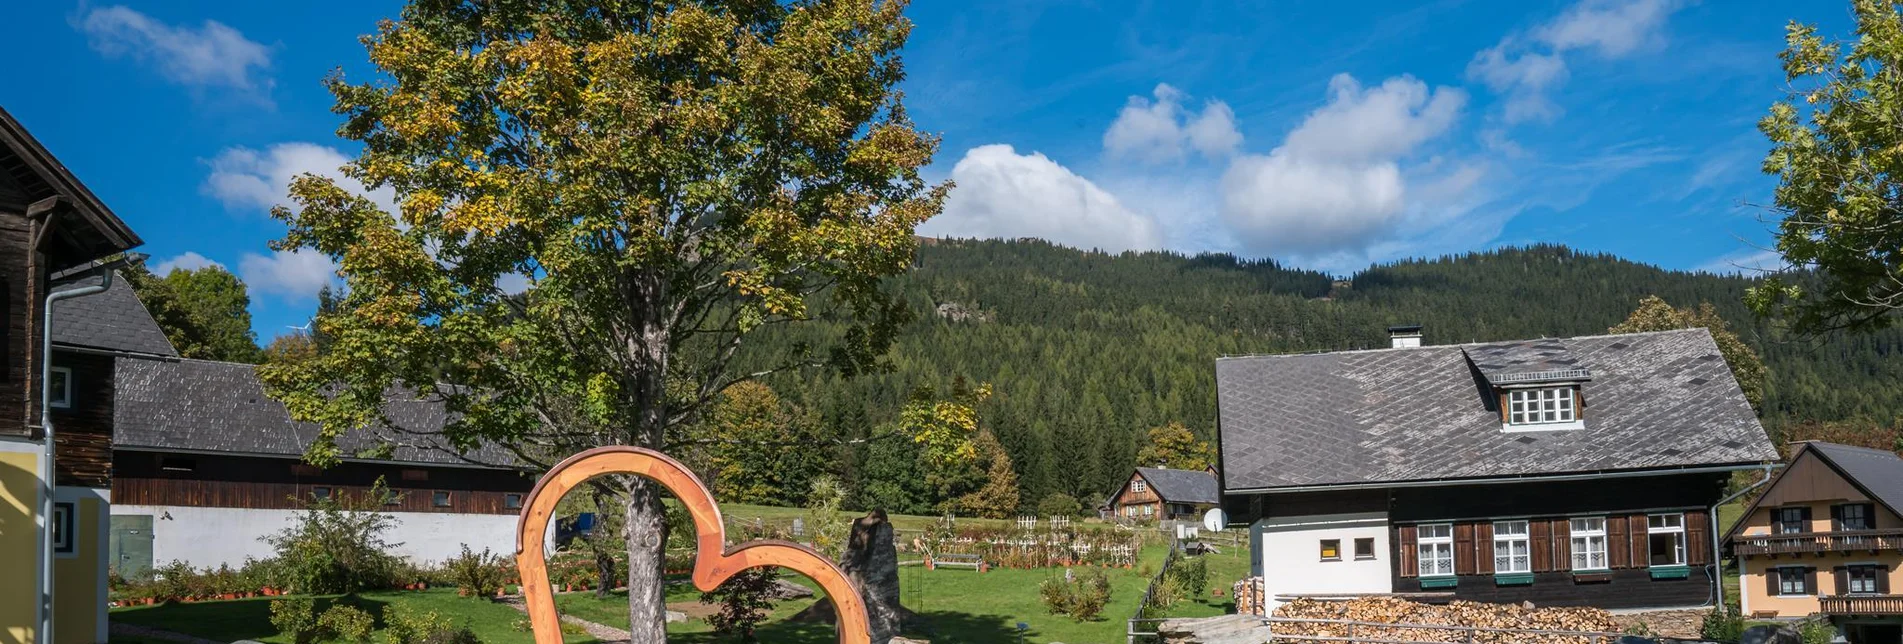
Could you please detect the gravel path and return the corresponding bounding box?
[497,595,635,644]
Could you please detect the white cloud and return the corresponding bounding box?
[1103,84,1242,162]
[923,144,1164,254]
[1468,0,1681,125]
[153,251,223,274]
[76,5,272,95]
[240,248,338,301]
[1219,74,1471,258]
[203,143,394,214]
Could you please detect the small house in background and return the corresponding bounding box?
[1725,441,1903,642]
[1216,325,1778,613]
[1105,466,1219,523]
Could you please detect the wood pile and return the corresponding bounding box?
[1233,577,1267,616]
[1271,597,1620,644]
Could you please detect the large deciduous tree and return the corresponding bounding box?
[1134,422,1215,471]
[259,1,944,639]
[1609,296,1768,413]
[124,256,263,363]
[1751,0,1903,333]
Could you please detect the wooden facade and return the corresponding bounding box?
[50,351,113,488]
[1727,443,1903,620]
[113,450,535,515]
[1108,469,1217,521]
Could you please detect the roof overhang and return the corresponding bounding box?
[1,107,141,266]
[1224,461,1765,495]
[1720,442,1903,545]
[113,444,522,472]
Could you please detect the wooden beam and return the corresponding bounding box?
[514,446,871,644]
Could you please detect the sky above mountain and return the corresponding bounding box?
[0,0,1854,340]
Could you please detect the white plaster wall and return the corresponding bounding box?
[1255,512,1392,613]
[113,505,521,568]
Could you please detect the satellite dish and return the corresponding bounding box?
[1202,508,1228,533]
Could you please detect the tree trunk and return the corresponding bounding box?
[624,479,669,642]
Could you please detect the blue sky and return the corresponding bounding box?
[0,0,1855,341]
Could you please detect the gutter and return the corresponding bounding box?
[1710,463,1779,612]
[1224,462,1767,495]
[38,266,116,644]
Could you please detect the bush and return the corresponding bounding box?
[1035,493,1082,518]
[1168,556,1208,598]
[445,544,507,598]
[269,597,322,644]
[382,604,471,644]
[702,568,779,641]
[265,479,401,594]
[1800,620,1837,644]
[320,605,375,644]
[1038,568,1111,622]
[1700,606,1743,641]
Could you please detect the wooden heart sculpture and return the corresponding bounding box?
[515,446,872,644]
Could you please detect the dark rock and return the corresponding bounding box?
[792,509,916,644]
[1739,624,1804,644]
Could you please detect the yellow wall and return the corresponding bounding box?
[1741,551,1903,617]
[1738,451,1903,537]
[1,448,41,644]
[54,494,105,644]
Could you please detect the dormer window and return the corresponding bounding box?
[1502,386,1583,431]
[1130,479,1147,493]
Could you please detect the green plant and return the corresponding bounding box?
[1038,568,1112,622]
[1622,621,1657,638]
[381,604,459,644]
[320,604,376,644]
[153,560,197,600]
[1169,556,1208,598]
[269,597,323,644]
[1800,619,1837,644]
[702,567,780,641]
[444,544,506,598]
[1035,493,1082,518]
[1699,606,1744,641]
[265,479,401,594]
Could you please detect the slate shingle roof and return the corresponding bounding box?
[1136,467,1220,504]
[114,357,516,469]
[1216,328,1777,491]
[51,274,177,357]
[1808,442,1903,519]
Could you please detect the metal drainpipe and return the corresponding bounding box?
[1710,463,1778,611]
[39,268,113,644]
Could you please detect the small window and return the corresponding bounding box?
[432,491,452,508]
[1493,520,1531,574]
[1569,517,1608,571]
[1506,387,1576,426]
[1417,524,1454,577]
[1838,504,1873,531]
[1354,537,1376,560]
[383,490,404,506]
[1320,539,1341,561]
[1775,567,1812,596]
[1131,479,1147,493]
[1647,514,1686,566]
[1848,565,1881,595]
[1775,507,1809,534]
[48,367,72,409]
[504,493,524,510]
[311,487,332,501]
[1142,505,1154,517]
[52,502,75,555]
[159,457,196,472]
[401,469,428,482]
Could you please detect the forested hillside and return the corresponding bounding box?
[753,239,1903,514]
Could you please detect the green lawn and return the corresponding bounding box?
[110,589,601,644]
[1155,544,1253,619]
[558,546,1173,644]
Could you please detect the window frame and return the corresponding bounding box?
[311,486,333,501]
[1354,537,1376,561]
[1838,503,1873,531]
[1505,386,1578,427]
[1320,539,1342,562]
[504,493,524,510]
[1569,517,1609,571]
[52,501,76,556]
[1774,566,1812,596]
[1847,565,1881,595]
[1417,524,1455,578]
[1493,520,1532,574]
[1647,513,1687,567]
[1775,507,1809,534]
[432,491,452,508]
[48,366,73,409]
[1130,479,1147,494]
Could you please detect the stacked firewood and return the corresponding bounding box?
[1233,577,1267,616]
[1271,597,1620,644]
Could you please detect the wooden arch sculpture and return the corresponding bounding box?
[515,446,871,644]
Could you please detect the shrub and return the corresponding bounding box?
[269,597,322,644]
[1800,620,1837,644]
[1700,606,1743,641]
[153,560,197,600]
[702,567,779,641]
[382,604,464,644]
[1169,556,1208,598]
[320,605,376,644]
[1038,568,1111,622]
[445,544,506,598]
[264,479,401,594]
[1035,493,1082,518]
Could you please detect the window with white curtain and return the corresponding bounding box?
[1493,521,1530,574]
[1418,524,1454,577]
[1570,517,1607,571]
